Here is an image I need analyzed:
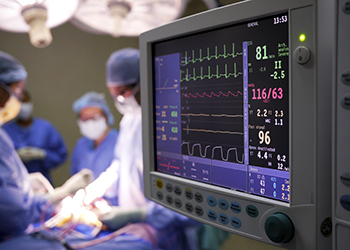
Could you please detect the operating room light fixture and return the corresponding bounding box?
[71,0,188,37]
[0,0,80,48]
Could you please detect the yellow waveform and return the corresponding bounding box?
[183,128,243,135]
[181,113,210,117]
[211,114,244,118]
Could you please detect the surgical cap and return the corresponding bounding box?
[0,51,27,85]
[73,91,114,126]
[106,48,140,87]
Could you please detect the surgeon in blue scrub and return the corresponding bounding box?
[71,92,118,196]
[3,89,67,183]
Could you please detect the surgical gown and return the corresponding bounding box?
[71,129,118,179]
[3,118,67,182]
[0,127,48,241]
[109,110,200,250]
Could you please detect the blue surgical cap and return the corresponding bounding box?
[0,51,27,85]
[72,91,114,126]
[106,48,140,87]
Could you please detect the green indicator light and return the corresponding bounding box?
[299,34,306,42]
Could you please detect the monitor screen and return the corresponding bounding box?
[153,12,289,202]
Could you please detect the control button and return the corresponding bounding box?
[195,192,203,203]
[341,70,350,85]
[166,195,173,205]
[156,191,164,200]
[207,196,217,207]
[156,179,163,189]
[195,206,204,216]
[166,183,173,192]
[174,198,182,208]
[185,202,194,213]
[207,210,217,221]
[218,199,229,210]
[174,186,182,196]
[185,189,193,200]
[246,205,259,218]
[294,46,311,64]
[340,95,350,109]
[230,201,242,213]
[219,213,229,225]
[340,172,350,187]
[230,216,242,229]
[342,0,350,14]
[265,213,294,243]
[340,195,350,211]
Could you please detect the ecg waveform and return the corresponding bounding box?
[181,44,243,65]
[181,113,243,118]
[181,63,242,82]
[182,142,244,163]
[183,128,243,135]
[182,90,243,99]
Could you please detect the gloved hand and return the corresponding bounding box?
[28,172,55,195]
[17,146,46,162]
[47,169,94,200]
[83,161,119,205]
[99,206,147,231]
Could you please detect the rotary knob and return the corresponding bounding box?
[265,213,294,243]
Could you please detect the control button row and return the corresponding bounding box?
[206,196,257,218]
[207,210,242,228]
[158,191,204,216]
[163,182,204,203]
[156,181,257,220]
[156,190,255,230]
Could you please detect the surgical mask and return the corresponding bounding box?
[114,83,141,115]
[0,95,21,126]
[17,102,33,121]
[78,116,108,140]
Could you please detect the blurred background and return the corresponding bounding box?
[0,0,238,187]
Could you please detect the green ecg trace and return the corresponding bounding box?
[180,63,242,82]
[182,43,243,65]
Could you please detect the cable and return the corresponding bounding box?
[68,223,157,250]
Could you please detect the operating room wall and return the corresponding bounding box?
[0,23,131,187]
[0,0,242,187]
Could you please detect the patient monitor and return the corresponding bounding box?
[141,0,335,249]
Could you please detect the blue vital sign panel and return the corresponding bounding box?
[153,13,289,202]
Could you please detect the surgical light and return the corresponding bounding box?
[70,0,189,37]
[0,0,80,48]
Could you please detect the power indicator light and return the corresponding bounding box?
[299,34,306,42]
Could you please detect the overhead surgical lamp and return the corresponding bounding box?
[70,0,189,37]
[0,0,80,48]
